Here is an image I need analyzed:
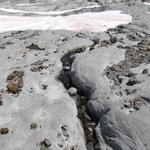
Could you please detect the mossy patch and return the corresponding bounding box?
[0,128,9,135]
[6,70,24,94]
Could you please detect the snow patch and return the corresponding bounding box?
[144,2,150,5]
[0,10,132,33]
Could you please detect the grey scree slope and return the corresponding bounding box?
[0,0,150,150]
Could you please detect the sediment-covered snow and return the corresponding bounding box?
[0,5,100,15]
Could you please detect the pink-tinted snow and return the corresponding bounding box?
[0,8,132,33]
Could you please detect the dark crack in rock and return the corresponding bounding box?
[58,49,96,149]
[30,59,49,72]
[26,43,45,51]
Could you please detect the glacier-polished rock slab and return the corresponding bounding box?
[71,39,150,150]
[0,30,94,150]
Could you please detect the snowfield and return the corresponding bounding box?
[0,7,132,33]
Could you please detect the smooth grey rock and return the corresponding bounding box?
[0,30,87,150]
[70,4,150,148]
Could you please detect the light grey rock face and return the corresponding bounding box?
[71,35,150,150]
[0,30,96,150]
[70,1,150,149]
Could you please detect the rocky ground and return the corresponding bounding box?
[0,0,150,150]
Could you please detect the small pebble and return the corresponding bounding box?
[85,47,90,51]
[0,128,9,135]
[142,69,148,74]
[63,66,70,71]
[41,138,52,147]
[68,87,77,96]
[30,123,38,129]
[41,84,48,90]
